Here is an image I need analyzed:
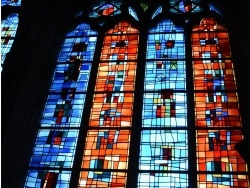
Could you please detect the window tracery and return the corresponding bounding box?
[24,1,249,187]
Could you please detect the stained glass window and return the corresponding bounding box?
[89,2,122,18]
[24,1,249,188]
[24,23,98,187]
[138,19,188,187]
[209,4,222,16]
[1,13,19,66]
[129,7,139,21]
[192,17,249,187]
[152,6,162,19]
[169,0,203,14]
[1,0,21,6]
[79,21,139,187]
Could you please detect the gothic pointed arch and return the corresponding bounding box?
[22,1,249,187]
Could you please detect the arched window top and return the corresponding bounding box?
[72,0,223,29]
[200,17,217,28]
[149,19,183,33]
[193,17,225,31]
[67,23,97,37]
[23,1,249,188]
[1,0,21,6]
[106,21,139,35]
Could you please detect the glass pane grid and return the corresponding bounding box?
[25,23,98,187]
[1,13,19,63]
[139,19,189,187]
[21,4,249,188]
[139,130,188,171]
[25,170,71,188]
[143,92,187,128]
[138,172,188,187]
[192,18,248,187]
[197,173,249,188]
[79,21,139,187]
[79,171,127,187]
[29,129,79,168]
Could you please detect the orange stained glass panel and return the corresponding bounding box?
[95,62,137,92]
[192,18,248,187]
[193,60,236,90]
[82,130,130,168]
[79,21,138,187]
[102,6,115,16]
[100,22,139,61]
[196,130,247,172]
[89,93,134,127]
[194,93,241,127]
[197,174,249,188]
[80,130,130,187]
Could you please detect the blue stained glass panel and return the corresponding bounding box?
[29,129,78,168]
[1,13,19,64]
[25,170,71,188]
[147,20,184,60]
[152,6,162,19]
[139,130,188,171]
[129,7,139,21]
[58,37,97,62]
[25,23,97,187]
[1,0,21,6]
[40,94,87,127]
[138,173,188,187]
[143,92,187,127]
[50,63,92,92]
[66,24,97,37]
[209,4,222,16]
[139,19,188,187]
[144,61,186,90]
